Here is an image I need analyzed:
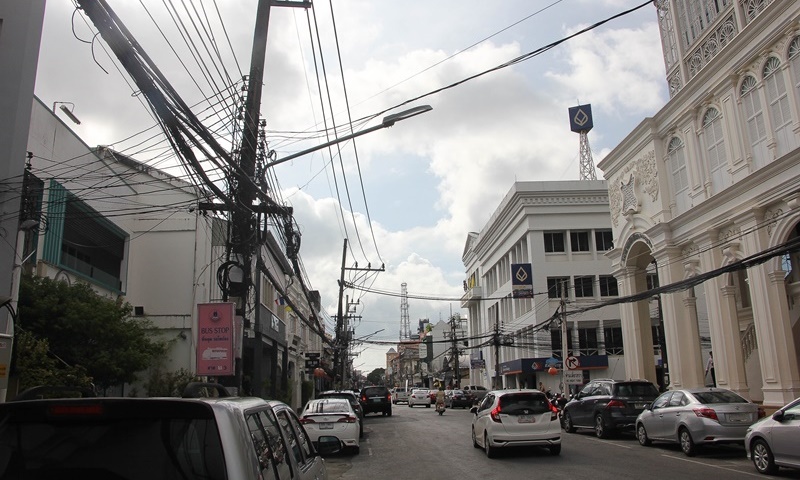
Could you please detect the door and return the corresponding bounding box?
[644,392,673,439]
[770,401,800,467]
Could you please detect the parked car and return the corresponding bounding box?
[562,378,660,438]
[408,388,431,407]
[0,383,338,480]
[316,390,364,437]
[299,398,361,454]
[391,387,410,404]
[470,389,561,458]
[636,388,765,456]
[462,385,489,404]
[445,389,472,408]
[359,386,392,416]
[744,396,800,474]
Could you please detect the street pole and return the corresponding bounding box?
[494,309,500,389]
[561,280,569,396]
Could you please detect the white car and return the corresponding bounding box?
[471,389,561,458]
[300,398,361,454]
[408,388,431,407]
[744,396,800,475]
[392,387,410,404]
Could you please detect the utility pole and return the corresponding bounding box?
[494,309,500,389]
[561,280,569,396]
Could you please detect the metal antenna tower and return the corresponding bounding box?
[400,282,411,340]
[568,104,597,181]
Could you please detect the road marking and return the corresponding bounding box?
[597,439,633,449]
[661,454,761,477]
[367,447,373,456]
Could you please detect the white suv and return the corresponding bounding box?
[0,383,338,479]
[408,388,431,407]
[392,387,410,404]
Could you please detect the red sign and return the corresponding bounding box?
[196,303,235,376]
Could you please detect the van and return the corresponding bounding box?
[462,384,489,404]
[0,383,339,480]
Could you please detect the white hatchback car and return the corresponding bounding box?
[300,398,361,454]
[471,389,561,458]
[408,388,431,407]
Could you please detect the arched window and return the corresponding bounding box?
[702,108,728,194]
[667,137,690,214]
[740,75,768,168]
[763,56,796,155]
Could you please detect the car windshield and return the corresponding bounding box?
[452,390,464,395]
[0,401,226,480]
[363,387,387,397]
[499,393,551,415]
[614,383,659,397]
[320,393,356,403]
[692,390,748,404]
[304,399,351,414]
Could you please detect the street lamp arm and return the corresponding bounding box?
[265,105,432,169]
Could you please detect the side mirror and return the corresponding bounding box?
[772,410,784,422]
[469,406,478,414]
[643,403,652,411]
[316,436,342,456]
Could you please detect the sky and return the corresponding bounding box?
[33,0,668,374]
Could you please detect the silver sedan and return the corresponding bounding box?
[744,396,800,475]
[635,388,765,456]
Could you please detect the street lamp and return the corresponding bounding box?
[264,105,432,169]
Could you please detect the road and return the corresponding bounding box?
[324,401,800,480]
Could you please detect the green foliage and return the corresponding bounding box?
[366,367,385,385]
[143,367,199,397]
[12,330,93,392]
[17,274,167,389]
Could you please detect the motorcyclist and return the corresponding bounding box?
[435,386,446,409]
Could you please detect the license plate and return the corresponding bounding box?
[320,423,334,429]
[371,398,381,402]
[517,415,535,424]
[728,413,750,422]
[634,403,646,409]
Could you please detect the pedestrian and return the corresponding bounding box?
[705,351,715,386]
[538,381,545,392]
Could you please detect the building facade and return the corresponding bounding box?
[461,181,638,393]
[597,0,800,407]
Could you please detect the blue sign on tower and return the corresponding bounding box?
[568,104,593,133]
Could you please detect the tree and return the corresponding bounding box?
[366,367,385,385]
[16,274,167,389]
[12,329,92,392]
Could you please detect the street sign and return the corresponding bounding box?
[565,370,583,385]
[566,356,580,370]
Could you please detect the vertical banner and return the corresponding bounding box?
[511,263,533,298]
[196,302,235,376]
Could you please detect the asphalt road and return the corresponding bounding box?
[324,401,800,480]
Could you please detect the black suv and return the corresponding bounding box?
[359,386,392,416]
[562,379,659,438]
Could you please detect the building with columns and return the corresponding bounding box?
[597,0,800,408]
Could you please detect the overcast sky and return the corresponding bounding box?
[34,0,667,374]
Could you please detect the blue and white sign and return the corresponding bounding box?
[568,104,593,133]
[511,263,533,298]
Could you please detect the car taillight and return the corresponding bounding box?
[548,401,559,420]
[387,393,392,401]
[490,405,502,423]
[337,416,357,423]
[361,395,367,403]
[299,417,315,424]
[693,407,719,421]
[606,400,625,409]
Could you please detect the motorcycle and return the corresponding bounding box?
[436,401,446,415]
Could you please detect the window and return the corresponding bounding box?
[647,273,659,290]
[547,277,569,299]
[595,230,613,251]
[570,231,590,252]
[740,75,769,168]
[667,137,690,214]
[604,327,623,355]
[253,409,292,479]
[574,276,594,298]
[276,410,303,469]
[550,329,573,358]
[578,328,598,356]
[702,108,728,194]
[599,275,619,297]
[543,231,565,253]
[763,56,797,155]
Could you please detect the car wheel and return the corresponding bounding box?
[636,423,652,446]
[563,412,576,433]
[484,432,497,459]
[472,427,480,448]
[595,414,610,439]
[549,444,561,456]
[679,427,697,457]
[751,438,778,475]
[426,403,430,408]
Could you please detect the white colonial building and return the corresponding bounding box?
[597,0,800,407]
[461,181,643,393]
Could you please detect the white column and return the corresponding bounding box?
[619,266,656,383]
